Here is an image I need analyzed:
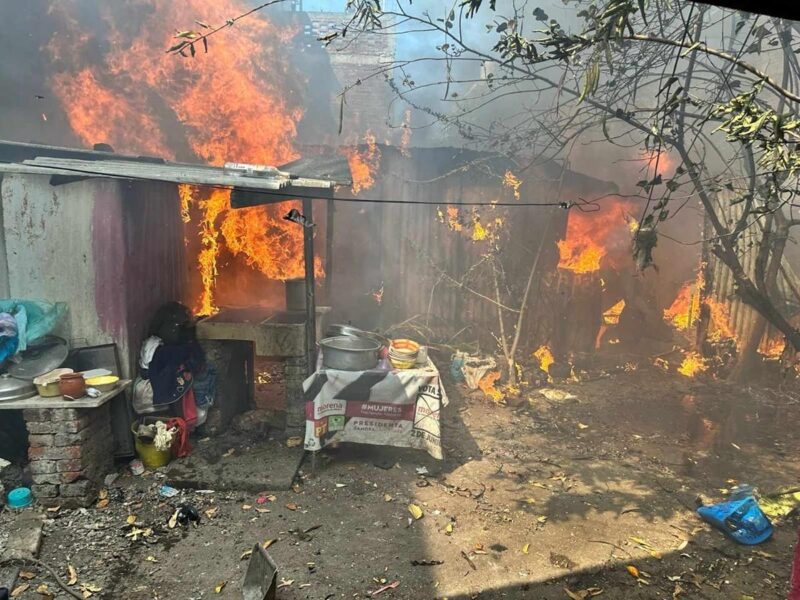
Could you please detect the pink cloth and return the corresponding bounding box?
[789,528,800,600]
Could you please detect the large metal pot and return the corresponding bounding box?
[320,336,380,371]
[325,324,389,348]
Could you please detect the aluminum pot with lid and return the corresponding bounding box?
[325,324,389,348]
[320,336,381,371]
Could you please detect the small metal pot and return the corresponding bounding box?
[320,336,381,371]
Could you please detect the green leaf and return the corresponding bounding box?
[638,0,647,25]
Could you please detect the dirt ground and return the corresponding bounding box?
[3,364,800,599]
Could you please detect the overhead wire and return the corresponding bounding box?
[0,159,584,209]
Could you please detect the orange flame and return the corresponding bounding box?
[344,131,381,194]
[664,273,703,330]
[557,200,632,274]
[678,351,707,377]
[478,370,504,403]
[533,345,554,374]
[664,269,737,343]
[46,0,311,315]
[503,170,522,200]
[602,299,626,325]
[760,336,785,358]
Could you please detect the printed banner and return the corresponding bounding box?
[303,362,448,459]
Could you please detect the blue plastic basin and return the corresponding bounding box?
[7,487,33,509]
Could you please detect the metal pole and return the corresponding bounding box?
[303,197,317,377]
[325,198,335,304]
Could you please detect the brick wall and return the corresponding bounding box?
[305,12,396,139]
[24,406,113,508]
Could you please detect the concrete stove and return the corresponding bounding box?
[196,306,329,433]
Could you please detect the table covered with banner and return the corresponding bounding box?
[303,361,449,459]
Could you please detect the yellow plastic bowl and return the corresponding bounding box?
[389,357,416,370]
[85,375,120,392]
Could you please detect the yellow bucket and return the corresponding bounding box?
[132,420,172,469]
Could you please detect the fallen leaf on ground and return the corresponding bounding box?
[263,539,277,549]
[564,587,603,599]
[168,510,179,529]
[145,556,158,563]
[537,516,548,524]
[222,448,235,457]
[445,523,454,535]
[242,504,252,510]
[408,504,424,520]
[410,559,443,566]
[95,498,109,509]
[241,549,253,560]
[126,515,137,525]
[673,583,685,598]
[286,437,302,448]
[577,423,589,430]
[98,489,108,500]
[10,583,29,597]
[18,571,35,580]
[214,581,226,593]
[384,494,393,502]
[46,506,60,514]
[277,578,294,589]
[473,543,487,555]
[204,506,219,519]
[255,507,270,514]
[460,550,477,570]
[522,543,530,554]
[285,502,299,511]
[292,483,303,493]
[626,565,640,578]
[67,564,78,585]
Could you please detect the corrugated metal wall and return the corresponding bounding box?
[709,191,800,346]
[329,147,610,350]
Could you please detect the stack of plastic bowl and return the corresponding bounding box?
[388,339,420,369]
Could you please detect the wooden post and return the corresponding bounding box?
[303,197,316,377]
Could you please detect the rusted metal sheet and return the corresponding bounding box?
[708,191,800,346]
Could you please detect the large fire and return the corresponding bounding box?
[45,0,315,314]
[664,269,736,342]
[557,199,634,274]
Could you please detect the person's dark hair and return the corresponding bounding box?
[148,302,195,344]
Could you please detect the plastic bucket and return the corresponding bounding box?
[131,419,172,469]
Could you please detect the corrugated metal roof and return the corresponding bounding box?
[0,156,335,199]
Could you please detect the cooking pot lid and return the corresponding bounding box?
[0,374,36,401]
[8,336,69,380]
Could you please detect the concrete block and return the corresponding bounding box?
[30,483,58,498]
[2,511,44,558]
[59,480,93,498]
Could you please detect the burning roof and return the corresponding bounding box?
[0,140,336,201]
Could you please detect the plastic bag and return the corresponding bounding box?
[0,299,66,351]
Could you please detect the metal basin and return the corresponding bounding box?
[320,336,380,371]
